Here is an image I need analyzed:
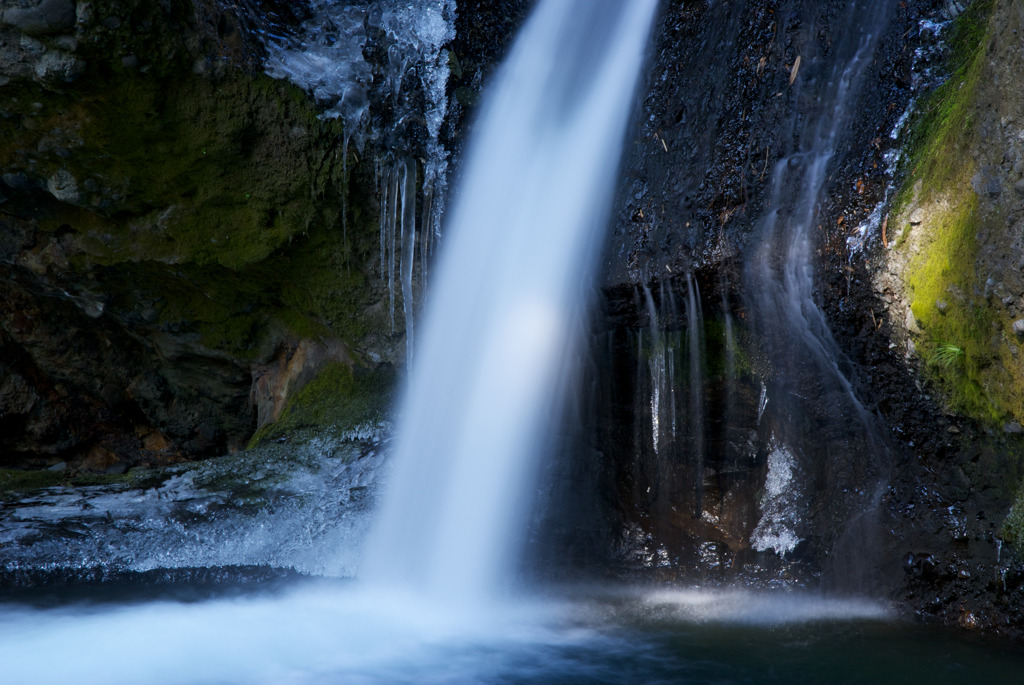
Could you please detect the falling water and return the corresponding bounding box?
[643,285,666,456]
[744,0,894,577]
[363,0,659,603]
[685,272,705,515]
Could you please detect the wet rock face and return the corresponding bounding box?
[875,0,1024,426]
[581,0,921,580]
[576,0,1024,637]
[605,0,819,288]
[0,0,533,469]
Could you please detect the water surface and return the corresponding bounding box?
[2,580,1020,684]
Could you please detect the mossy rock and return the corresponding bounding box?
[0,467,157,496]
[890,0,1024,425]
[250,362,396,447]
[0,4,397,462]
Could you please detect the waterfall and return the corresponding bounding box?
[363,0,658,603]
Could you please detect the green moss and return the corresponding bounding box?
[4,59,385,358]
[896,1,992,205]
[0,468,142,496]
[249,362,396,447]
[1001,485,1024,544]
[905,193,1001,418]
[58,73,332,270]
[0,469,65,494]
[704,316,754,381]
[0,23,398,447]
[0,63,348,274]
[894,1,1013,422]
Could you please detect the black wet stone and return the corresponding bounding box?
[1,0,76,36]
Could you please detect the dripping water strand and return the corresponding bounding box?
[686,272,705,516]
[643,285,663,456]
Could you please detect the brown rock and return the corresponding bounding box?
[79,444,122,474]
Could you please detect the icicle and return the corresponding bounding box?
[387,161,401,333]
[341,132,352,274]
[400,158,418,369]
[661,280,678,445]
[668,350,677,440]
[429,171,446,250]
[721,275,736,382]
[378,160,387,282]
[634,327,646,465]
[758,382,769,424]
[420,178,434,282]
[650,358,662,456]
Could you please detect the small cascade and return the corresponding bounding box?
[363,0,658,603]
[742,0,896,580]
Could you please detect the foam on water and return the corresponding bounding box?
[0,584,896,684]
[638,589,891,625]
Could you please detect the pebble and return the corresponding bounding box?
[46,169,80,204]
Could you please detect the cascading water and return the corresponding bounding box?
[743,0,895,581]
[363,0,659,604]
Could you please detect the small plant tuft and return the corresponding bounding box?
[930,342,964,368]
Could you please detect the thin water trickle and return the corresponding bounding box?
[685,272,705,515]
[742,1,896,577]
[363,0,659,605]
[644,285,664,456]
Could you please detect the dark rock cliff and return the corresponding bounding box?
[542,0,1024,637]
[0,0,395,470]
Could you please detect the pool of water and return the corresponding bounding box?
[1,577,1020,684]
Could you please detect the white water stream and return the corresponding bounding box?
[362,0,659,604]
